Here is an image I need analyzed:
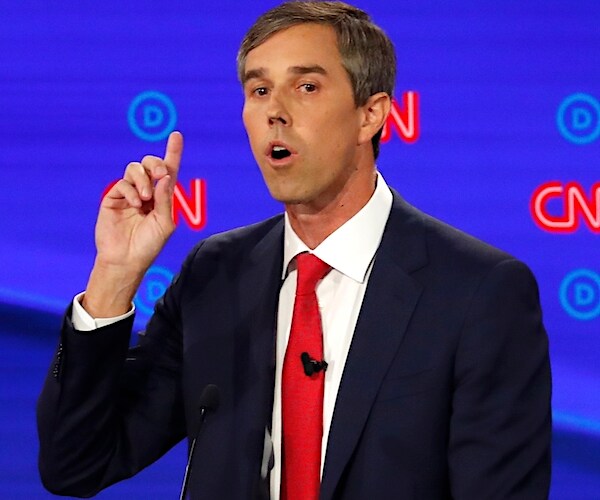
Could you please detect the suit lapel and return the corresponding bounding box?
[228,218,285,497]
[239,217,285,390]
[320,194,428,500]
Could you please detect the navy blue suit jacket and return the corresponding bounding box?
[38,191,551,499]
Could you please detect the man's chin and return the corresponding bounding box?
[266,185,307,205]
[273,195,305,206]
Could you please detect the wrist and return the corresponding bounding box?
[82,259,145,318]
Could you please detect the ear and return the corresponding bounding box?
[357,92,391,146]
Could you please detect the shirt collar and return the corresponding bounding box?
[282,172,393,283]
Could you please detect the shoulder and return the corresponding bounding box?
[171,214,284,289]
[385,189,538,292]
[187,213,284,262]
[390,189,516,266]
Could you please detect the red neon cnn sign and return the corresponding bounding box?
[381,91,420,144]
[103,179,207,231]
[530,181,600,234]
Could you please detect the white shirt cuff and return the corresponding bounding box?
[71,291,135,331]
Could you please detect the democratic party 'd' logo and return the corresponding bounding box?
[134,265,175,316]
[557,93,600,145]
[559,269,600,321]
[128,90,177,142]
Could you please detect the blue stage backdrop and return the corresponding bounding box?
[1,1,599,498]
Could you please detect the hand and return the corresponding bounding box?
[82,131,183,317]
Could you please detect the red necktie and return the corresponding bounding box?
[281,253,331,500]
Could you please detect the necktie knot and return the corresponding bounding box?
[295,253,331,296]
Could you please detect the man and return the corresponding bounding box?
[38,2,551,499]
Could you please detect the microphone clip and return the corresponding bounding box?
[301,352,328,376]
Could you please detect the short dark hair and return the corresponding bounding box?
[237,1,396,159]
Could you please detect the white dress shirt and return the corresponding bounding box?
[270,173,392,498]
[72,292,134,330]
[71,173,393,499]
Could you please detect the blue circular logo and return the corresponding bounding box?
[557,93,600,145]
[128,90,177,142]
[559,269,600,321]
[134,265,175,316]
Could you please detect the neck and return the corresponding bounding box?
[285,168,377,249]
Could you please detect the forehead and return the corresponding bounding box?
[244,23,343,74]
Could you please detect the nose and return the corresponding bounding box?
[268,114,288,126]
[266,93,290,126]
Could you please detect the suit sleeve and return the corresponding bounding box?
[36,251,197,497]
[448,259,552,499]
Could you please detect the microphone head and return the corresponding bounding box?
[301,352,315,376]
[199,384,220,413]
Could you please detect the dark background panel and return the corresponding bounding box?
[1,1,598,497]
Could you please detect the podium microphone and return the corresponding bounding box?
[179,384,220,500]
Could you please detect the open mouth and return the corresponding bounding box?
[271,145,292,160]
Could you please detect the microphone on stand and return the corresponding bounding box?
[179,384,220,500]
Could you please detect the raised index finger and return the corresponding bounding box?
[163,131,184,181]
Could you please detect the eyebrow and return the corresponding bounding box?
[242,64,328,84]
[289,65,328,76]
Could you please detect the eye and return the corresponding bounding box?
[299,83,317,93]
[252,87,269,97]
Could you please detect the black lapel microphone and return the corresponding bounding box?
[179,384,220,500]
[301,352,328,376]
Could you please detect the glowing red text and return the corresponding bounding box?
[381,91,420,144]
[103,178,207,231]
[530,181,600,233]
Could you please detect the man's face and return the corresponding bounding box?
[242,23,369,210]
